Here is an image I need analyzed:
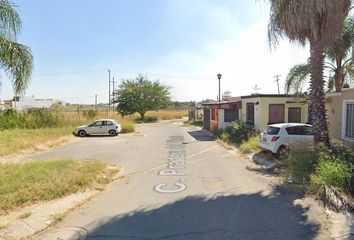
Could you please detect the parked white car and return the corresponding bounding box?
[73,119,121,137]
[258,123,314,156]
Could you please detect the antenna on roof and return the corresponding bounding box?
[252,84,260,94]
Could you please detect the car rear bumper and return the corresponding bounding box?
[258,141,277,153]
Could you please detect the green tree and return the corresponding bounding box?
[268,0,351,147]
[285,18,354,93]
[0,0,33,95]
[113,75,171,120]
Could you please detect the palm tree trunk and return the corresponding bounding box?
[309,41,330,148]
[334,65,344,92]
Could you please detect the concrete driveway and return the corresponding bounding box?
[33,121,326,240]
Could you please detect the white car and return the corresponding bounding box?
[258,123,314,156]
[73,119,121,137]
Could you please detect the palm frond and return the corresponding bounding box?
[0,0,21,40]
[268,0,351,48]
[327,75,335,92]
[326,17,354,62]
[0,36,33,94]
[285,63,310,93]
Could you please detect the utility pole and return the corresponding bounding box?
[112,77,116,113]
[95,94,97,111]
[274,75,281,94]
[217,73,222,102]
[108,69,111,112]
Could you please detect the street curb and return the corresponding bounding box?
[251,154,276,170]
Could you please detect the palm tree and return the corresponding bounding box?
[0,0,33,95]
[285,18,354,93]
[268,0,351,147]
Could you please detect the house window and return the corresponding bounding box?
[269,104,285,124]
[224,109,238,122]
[288,107,301,123]
[344,102,354,140]
[211,109,216,121]
[246,103,255,125]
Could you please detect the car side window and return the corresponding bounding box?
[94,121,103,126]
[302,126,313,135]
[286,126,300,135]
[106,121,113,126]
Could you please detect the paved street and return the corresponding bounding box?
[33,121,324,240]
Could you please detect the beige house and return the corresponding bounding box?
[326,88,354,145]
[241,94,309,131]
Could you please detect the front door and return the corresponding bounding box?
[246,103,255,126]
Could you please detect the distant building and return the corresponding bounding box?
[6,96,59,112]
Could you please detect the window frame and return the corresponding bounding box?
[288,107,302,123]
[342,99,354,142]
[268,104,285,124]
[224,108,238,123]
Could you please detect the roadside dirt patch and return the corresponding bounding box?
[0,135,79,164]
[21,135,78,154]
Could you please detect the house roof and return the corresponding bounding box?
[202,100,241,106]
[241,94,306,99]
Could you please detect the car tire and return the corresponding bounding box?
[109,130,117,136]
[78,130,86,137]
[277,145,290,160]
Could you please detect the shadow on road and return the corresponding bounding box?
[187,130,215,142]
[77,190,320,240]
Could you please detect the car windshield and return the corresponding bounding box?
[266,126,280,135]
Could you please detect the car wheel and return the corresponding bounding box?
[277,145,290,160]
[78,130,86,137]
[109,130,117,136]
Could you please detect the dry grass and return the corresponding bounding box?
[144,110,187,121]
[0,160,118,214]
[239,136,260,154]
[0,110,185,156]
[0,127,74,156]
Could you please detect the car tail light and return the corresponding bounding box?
[116,126,118,129]
[271,136,280,142]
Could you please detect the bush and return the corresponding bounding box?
[239,136,260,154]
[318,142,354,165]
[120,121,135,133]
[310,158,352,194]
[286,152,318,183]
[0,109,61,130]
[221,121,259,144]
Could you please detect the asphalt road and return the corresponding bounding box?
[34,121,324,240]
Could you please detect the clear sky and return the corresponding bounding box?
[0,0,309,104]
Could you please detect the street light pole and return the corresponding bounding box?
[217,73,222,102]
[108,69,111,112]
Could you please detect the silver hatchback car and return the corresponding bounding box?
[73,119,122,137]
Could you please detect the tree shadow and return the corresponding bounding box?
[60,190,321,240]
[187,130,215,142]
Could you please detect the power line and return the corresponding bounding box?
[32,68,215,80]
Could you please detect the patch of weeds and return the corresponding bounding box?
[18,211,32,219]
[239,136,260,154]
[310,159,352,195]
[285,152,317,184]
[50,211,68,225]
[0,160,117,214]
